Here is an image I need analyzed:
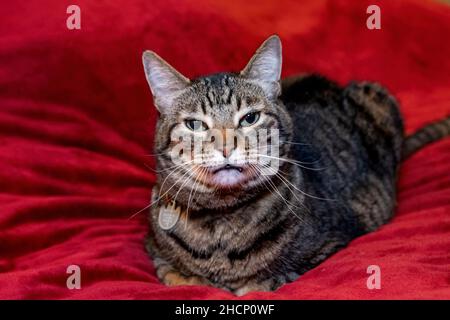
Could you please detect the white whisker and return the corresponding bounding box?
[127,161,194,220]
[264,165,335,202]
[256,154,326,171]
[248,164,305,222]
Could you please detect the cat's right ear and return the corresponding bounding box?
[142,51,190,113]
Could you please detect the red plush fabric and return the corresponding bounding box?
[0,0,449,299]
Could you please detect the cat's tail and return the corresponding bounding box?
[402,115,450,160]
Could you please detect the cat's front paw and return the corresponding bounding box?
[162,270,212,287]
[152,255,212,287]
[233,278,280,296]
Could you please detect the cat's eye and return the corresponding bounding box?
[239,112,260,127]
[185,119,208,132]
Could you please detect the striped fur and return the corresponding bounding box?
[143,37,450,295]
[402,116,450,159]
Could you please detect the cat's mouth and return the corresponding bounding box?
[200,164,248,188]
[212,164,243,174]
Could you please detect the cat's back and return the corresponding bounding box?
[280,74,404,231]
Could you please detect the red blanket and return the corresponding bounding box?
[0,0,449,299]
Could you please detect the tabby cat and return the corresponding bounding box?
[142,35,450,296]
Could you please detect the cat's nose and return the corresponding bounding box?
[222,147,231,158]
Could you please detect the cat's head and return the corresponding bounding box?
[143,35,292,208]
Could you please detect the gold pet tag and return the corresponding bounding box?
[158,201,181,230]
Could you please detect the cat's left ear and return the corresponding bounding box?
[240,35,282,99]
[142,50,190,113]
